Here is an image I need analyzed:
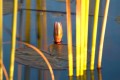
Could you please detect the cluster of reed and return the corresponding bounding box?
[66,0,110,76]
[0,0,55,80]
[0,0,18,80]
[0,0,110,80]
[69,69,102,80]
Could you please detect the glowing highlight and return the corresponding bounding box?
[80,0,85,75]
[98,69,102,80]
[66,0,73,76]
[9,0,18,80]
[98,0,110,68]
[76,0,81,76]
[90,0,100,70]
[0,0,3,79]
[84,0,89,70]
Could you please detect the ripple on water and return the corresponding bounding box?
[115,16,120,24]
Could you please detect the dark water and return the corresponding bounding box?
[3,0,120,80]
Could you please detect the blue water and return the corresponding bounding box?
[3,0,120,80]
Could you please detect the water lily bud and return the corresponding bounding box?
[54,22,63,44]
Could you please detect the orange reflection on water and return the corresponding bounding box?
[98,69,102,80]
[69,76,73,80]
[90,71,95,80]
[90,70,103,80]
[68,70,102,80]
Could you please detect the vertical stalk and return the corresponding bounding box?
[84,0,89,70]
[76,0,81,76]
[90,0,100,70]
[66,0,73,76]
[18,2,23,47]
[36,0,41,48]
[41,0,47,51]
[24,0,31,79]
[80,0,85,75]
[9,0,18,80]
[18,1,24,80]
[98,0,110,68]
[25,0,31,43]
[0,0,3,79]
[36,0,42,79]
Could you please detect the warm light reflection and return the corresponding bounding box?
[9,0,18,80]
[98,0,110,68]
[90,0,100,70]
[98,69,102,80]
[69,76,73,80]
[83,71,87,80]
[66,0,73,76]
[76,77,79,80]
[80,76,84,80]
[76,0,81,76]
[0,0,3,79]
[90,71,95,80]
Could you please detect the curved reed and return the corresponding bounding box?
[0,61,9,80]
[17,41,55,80]
[4,41,55,80]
